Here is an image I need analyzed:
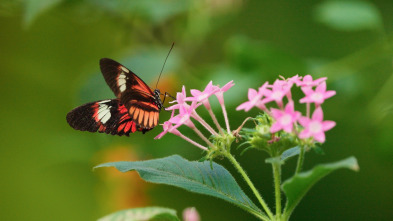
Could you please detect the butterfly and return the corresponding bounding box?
[66,58,168,136]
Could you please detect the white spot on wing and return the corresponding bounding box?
[118,78,126,86]
[121,66,129,73]
[120,84,126,92]
[101,111,111,124]
[97,103,111,124]
[98,100,111,104]
[118,73,127,79]
[118,72,127,92]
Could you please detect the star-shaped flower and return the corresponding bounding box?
[166,86,188,111]
[262,79,292,107]
[270,101,301,133]
[298,107,336,143]
[300,82,336,105]
[154,121,180,139]
[187,81,219,109]
[236,82,269,112]
[297,75,327,87]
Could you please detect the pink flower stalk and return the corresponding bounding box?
[213,80,235,105]
[270,101,301,133]
[155,121,208,151]
[183,207,200,221]
[297,75,327,87]
[298,107,336,143]
[213,81,235,134]
[300,81,336,106]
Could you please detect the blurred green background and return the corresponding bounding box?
[1,0,392,220]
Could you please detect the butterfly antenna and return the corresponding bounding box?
[156,42,175,89]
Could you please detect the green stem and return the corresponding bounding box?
[295,145,305,174]
[225,153,274,220]
[272,162,282,220]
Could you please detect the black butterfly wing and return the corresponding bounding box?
[66,99,143,136]
[99,58,154,99]
[99,58,161,129]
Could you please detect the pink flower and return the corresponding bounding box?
[298,107,336,143]
[297,75,327,87]
[236,84,265,112]
[299,82,336,105]
[213,80,235,105]
[287,75,303,86]
[154,121,181,139]
[188,81,219,109]
[183,207,200,221]
[169,104,199,129]
[270,101,301,133]
[262,79,292,107]
[166,86,188,111]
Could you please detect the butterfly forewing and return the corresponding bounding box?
[66,99,143,136]
[99,58,161,129]
[99,58,154,99]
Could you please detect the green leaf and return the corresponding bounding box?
[149,213,180,221]
[23,0,63,28]
[97,207,179,221]
[313,1,382,31]
[282,156,359,219]
[281,146,300,162]
[95,155,263,217]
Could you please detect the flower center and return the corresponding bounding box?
[309,121,322,133]
[272,91,283,100]
[198,93,209,101]
[311,92,323,102]
[280,114,292,125]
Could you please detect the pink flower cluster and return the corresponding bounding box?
[155,81,235,151]
[237,75,336,143]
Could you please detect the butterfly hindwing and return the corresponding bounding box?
[66,99,144,136]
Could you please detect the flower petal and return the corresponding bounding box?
[220,80,235,92]
[312,107,324,121]
[270,122,282,133]
[313,131,326,143]
[316,81,326,92]
[236,101,251,111]
[298,116,310,126]
[299,128,311,139]
[190,89,202,97]
[248,88,258,100]
[324,90,336,99]
[322,120,336,131]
